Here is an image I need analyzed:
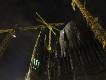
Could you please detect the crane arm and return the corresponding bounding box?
[71,0,106,50]
[0,23,64,32]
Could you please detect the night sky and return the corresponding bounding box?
[0,0,106,80]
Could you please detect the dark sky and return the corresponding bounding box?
[0,0,106,80]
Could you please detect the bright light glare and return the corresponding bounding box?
[12,35,16,38]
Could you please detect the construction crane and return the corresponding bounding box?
[71,0,106,51]
[0,13,64,58]
[25,13,64,80]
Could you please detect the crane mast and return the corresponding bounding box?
[71,0,106,51]
[25,29,42,80]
